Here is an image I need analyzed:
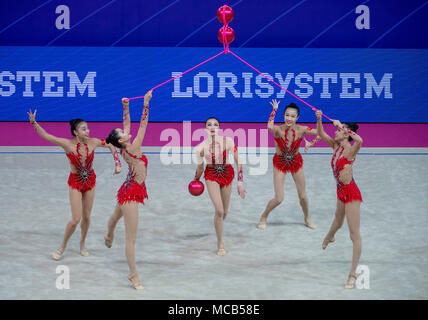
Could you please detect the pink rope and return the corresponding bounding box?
[127,17,333,123]
[229,50,333,121]
[128,50,225,100]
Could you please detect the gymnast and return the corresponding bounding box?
[27,110,121,260]
[193,117,246,256]
[103,91,152,290]
[315,109,363,289]
[258,100,319,230]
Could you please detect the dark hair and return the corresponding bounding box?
[284,103,299,117]
[105,129,122,148]
[205,117,220,127]
[69,119,85,136]
[344,123,359,142]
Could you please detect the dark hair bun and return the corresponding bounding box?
[344,122,359,141]
[105,137,111,144]
[284,103,300,117]
[69,118,85,136]
[345,122,359,133]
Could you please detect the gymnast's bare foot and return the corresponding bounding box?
[322,237,335,249]
[52,247,65,261]
[257,214,267,230]
[128,273,144,290]
[345,272,359,289]
[304,216,316,229]
[80,242,89,256]
[104,235,113,248]
[217,243,226,256]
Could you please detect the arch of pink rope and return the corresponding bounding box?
[127,50,225,100]
[127,32,332,120]
[228,50,333,121]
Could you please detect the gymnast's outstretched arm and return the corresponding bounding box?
[301,125,321,152]
[267,99,282,137]
[315,109,336,149]
[132,90,152,148]
[122,98,131,134]
[332,120,363,159]
[90,138,122,174]
[27,108,70,150]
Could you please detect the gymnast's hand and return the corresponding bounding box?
[27,109,37,124]
[304,138,311,153]
[269,99,279,110]
[114,163,122,175]
[122,98,129,106]
[332,119,343,128]
[315,109,322,120]
[237,183,247,199]
[144,90,153,106]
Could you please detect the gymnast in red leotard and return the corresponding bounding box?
[66,143,96,193]
[203,136,235,188]
[116,148,148,206]
[103,91,152,290]
[315,109,363,289]
[194,117,247,256]
[27,110,122,261]
[258,100,320,230]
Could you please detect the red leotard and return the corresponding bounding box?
[117,148,148,205]
[273,128,303,173]
[331,146,363,203]
[66,143,96,193]
[204,137,235,188]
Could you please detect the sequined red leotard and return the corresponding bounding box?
[204,137,235,188]
[273,128,303,173]
[331,146,362,203]
[117,148,148,205]
[66,143,96,193]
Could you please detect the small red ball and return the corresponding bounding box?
[188,180,204,196]
[218,26,235,44]
[217,5,234,24]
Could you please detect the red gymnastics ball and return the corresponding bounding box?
[217,26,235,44]
[217,5,234,24]
[188,180,204,196]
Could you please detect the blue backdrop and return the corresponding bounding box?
[1,1,427,122]
[1,0,427,48]
[1,46,427,122]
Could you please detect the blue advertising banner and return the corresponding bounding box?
[0,46,427,122]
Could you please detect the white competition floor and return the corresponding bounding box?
[0,146,427,300]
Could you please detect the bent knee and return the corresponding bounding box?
[273,196,284,205]
[298,193,307,202]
